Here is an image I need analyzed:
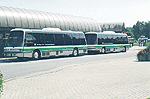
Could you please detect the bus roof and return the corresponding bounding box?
[102,31,115,34]
[10,28,84,34]
[85,32,99,35]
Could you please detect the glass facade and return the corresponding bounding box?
[0,6,101,32]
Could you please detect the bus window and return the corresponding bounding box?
[123,37,128,44]
[115,37,119,44]
[98,34,102,44]
[101,38,107,44]
[72,33,80,45]
[44,34,54,46]
[64,33,72,45]
[85,34,97,45]
[25,33,36,46]
[54,34,64,45]
[79,33,86,45]
[30,33,45,46]
[98,38,102,44]
[105,37,109,43]
[6,31,24,47]
[120,37,123,43]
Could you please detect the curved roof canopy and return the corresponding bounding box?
[0,6,101,32]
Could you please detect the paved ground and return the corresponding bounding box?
[1,46,150,99]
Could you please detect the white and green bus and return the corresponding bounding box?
[85,31,130,54]
[4,28,87,59]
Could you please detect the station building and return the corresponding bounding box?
[0,6,101,57]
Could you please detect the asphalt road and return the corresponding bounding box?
[0,46,144,80]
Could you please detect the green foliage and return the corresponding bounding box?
[132,21,150,40]
[137,43,150,55]
[146,42,150,49]
[0,72,4,92]
[125,27,134,37]
[137,42,150,61]
[137,48,149,56]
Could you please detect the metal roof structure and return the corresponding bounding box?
[0,6,101,32]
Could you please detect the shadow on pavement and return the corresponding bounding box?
[0,55,83,63]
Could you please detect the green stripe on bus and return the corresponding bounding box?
[23,46,84,51]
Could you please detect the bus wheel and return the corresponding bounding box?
[101,47,106,54]
[72,48,79,56]
[123,46,126,52]
[32,50,41,60]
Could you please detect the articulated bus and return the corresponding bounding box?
[4,28,130,59]
[85,31,130,54]
[4,28,87,59]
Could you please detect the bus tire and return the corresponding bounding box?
[101,47,106,54]
[72,48,79,56]
[32,50,41,60]
[123,46,126,52]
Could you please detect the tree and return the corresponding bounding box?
[125,27,134,37]
[132,21,150,40]
[143,22,150,38]
[133,21,142,40]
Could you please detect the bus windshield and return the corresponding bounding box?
[6,31,24,47]
[85,34,97,44]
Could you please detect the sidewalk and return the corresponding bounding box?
[1,47,150,99]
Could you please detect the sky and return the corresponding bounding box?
[0,0,150,27]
